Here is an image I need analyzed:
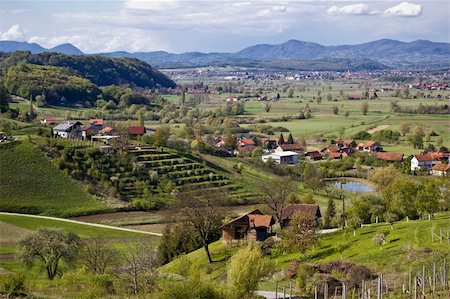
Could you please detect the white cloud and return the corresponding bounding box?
[124,0,181,11]
[327,4,371,15]
[0,24,27,41]
[384,2,422,17]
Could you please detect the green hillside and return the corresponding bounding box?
[161,213,450,294]
[0,141,109,217]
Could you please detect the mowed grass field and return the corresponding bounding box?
[0,213,160,272]
[0,141,109,217]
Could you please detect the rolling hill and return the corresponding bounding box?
[2,38,447,70]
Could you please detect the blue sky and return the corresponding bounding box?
[0,1,448,53]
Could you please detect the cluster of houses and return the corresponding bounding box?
[45,117,155,143]
[215,134,450,176]
[222,204,321,243]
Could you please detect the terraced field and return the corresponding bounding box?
[121,147,259,203]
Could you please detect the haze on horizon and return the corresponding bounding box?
[0,0,448,54]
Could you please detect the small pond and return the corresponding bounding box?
[325,180,375,193]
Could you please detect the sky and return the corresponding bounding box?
[0,0,448,53]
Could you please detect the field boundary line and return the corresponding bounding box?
[0,212,163,237]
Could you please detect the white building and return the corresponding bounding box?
[262,151,299,165]
[53,121,82,138]
[411,154,442,172]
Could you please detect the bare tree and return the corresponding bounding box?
[19,228,81,280]
[79,239,119,274]
[119,242,159,295]
[173,187,226,264]
[258,176,296,225]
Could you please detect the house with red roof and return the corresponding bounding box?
[411,153,442,172]
[89,119,104,130]
[222,209,275,242]
[328,152,347,160]
[357,141,382,152]
[431,164,450,176]
[275,143,304,154]
[376,152,404,163]
[306,151,323,161]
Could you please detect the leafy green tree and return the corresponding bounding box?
[436,136,443,147]
[382,177,419,219]
[19,229,81,280]
[384,212,397,230]
[416,180,440,218]
[227,243,270,299]
[303,164,323,193]
[347,214,362,236]
[372,233,386,250]
[0,83,10,113]
[278,133,285,145]
[154,125,171,147]
[399,122,410,136]
[323,198,336,229]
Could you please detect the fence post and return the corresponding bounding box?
[343,283,347,299]
[444,258,447,290]
[422,266,425,297]
[414,276,417,299]
[433,262,436,294]
[324,283,328,299]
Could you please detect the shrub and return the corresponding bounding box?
[0,272,27,297]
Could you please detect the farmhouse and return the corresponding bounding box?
[275,143,304,154]
[306,151,323,161]
[128,126,155,137]
[53,121,82,138]
[328,152,347,160]
[262,151,299,165]
[280,204,322,228]
[411,153,442,171]
[333,139,355,149]
[89,119,104,130]
[376,152,404,163]
[431,164,450,176]
[222,209,275,242]
[357,141,382,152]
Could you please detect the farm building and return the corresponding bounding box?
[431,164,450,176]
[53,121,82,139]
[411,153,443,171]
[280,204,322,228]
[275,143,304,154]
[222,209,275,242]
[262,151,299,165]
[40,115,56,125]
[357,141,382,152]
[306,151,323,161]
[376,152,404,163]
[89,119,104,130]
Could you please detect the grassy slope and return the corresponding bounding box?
[0,214,159,272]
[0,141,108,217]
[161,213,450,290]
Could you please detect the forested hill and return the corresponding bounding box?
[0,51,176,89]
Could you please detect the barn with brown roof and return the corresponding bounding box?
[222,209,275,242]
[376,152,404,162]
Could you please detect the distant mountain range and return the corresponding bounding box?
[1,39,449,70]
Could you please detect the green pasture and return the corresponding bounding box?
[0,141,108,217]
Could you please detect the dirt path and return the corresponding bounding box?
[0,212,163,237]
[367,125,390,134]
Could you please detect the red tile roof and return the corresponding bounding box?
[414,153,441,162]
[239,138,255,146]
[358,140,378,148]
[322,146,339,153]
[89,118,104,125]
[328,152,344,159]
[128,126,145,135]
[432,164,450,171]
[376,152,403,162]
[248,214,274,228]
